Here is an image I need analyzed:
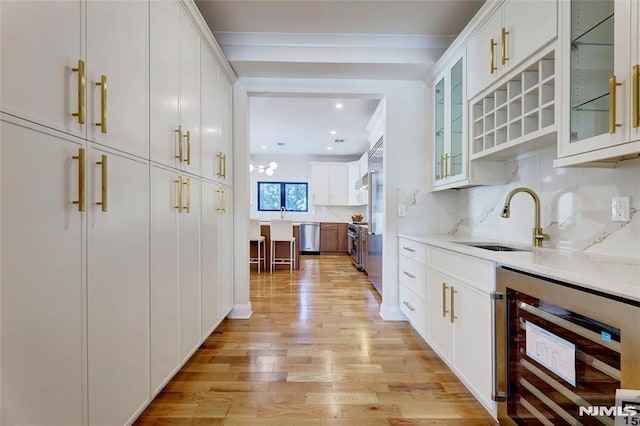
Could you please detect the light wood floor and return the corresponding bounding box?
[135,255,497,425]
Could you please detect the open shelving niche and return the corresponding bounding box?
[470,49,557,160]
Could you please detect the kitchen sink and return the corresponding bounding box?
[453,242,532,252]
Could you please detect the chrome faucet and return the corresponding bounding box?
[500,187,549,248]
[280,206,286,219]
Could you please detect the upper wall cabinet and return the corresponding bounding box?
[0,0,84,138]
[86,1,149,158]
[554,0,640,167]
[467,0,557,100]
[150,1,202,175]
[310,162,349,205]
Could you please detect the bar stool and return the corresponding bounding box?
[270,219,295,273]
[249,219,266,272]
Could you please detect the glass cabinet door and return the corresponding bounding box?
[569,0,615,144]
[434,77,445,182]
[449,58,464,178]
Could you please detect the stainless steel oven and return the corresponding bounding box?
[347,223,360,269]
[493,267,640,425]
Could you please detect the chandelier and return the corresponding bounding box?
[250,161,278,176]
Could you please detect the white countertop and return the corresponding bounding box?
[398,234,640,303]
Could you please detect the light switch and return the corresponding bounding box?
[398,204,406,217]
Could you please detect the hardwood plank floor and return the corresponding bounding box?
[136,255,496,425]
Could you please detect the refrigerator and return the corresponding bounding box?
[367,137,383,295]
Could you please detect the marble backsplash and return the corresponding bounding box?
[397,149,640,260]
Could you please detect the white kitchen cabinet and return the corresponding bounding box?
[150,165,203,394]
[86,144,150,425]
[467,0,557,100]
[398,238,429,338]
[219,70,234,183]
[0,0,84,137]
[1,118,85,425]
[150,1,202,174]
[555,0,640,167]
[427,268,455,364]
[347,161,360,205]
[202,181,234,338]
[310,162,349,205]
[86,0,148,158]
[201,43,221,180]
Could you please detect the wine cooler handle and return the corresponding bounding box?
[491,291,507,401]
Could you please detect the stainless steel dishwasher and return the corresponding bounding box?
[299,222,320,254]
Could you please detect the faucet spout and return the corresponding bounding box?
[501,187,549,248]
[280,206,286,219]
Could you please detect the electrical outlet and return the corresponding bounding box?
[611,196,630,222]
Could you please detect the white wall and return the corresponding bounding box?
[249,155,365,222]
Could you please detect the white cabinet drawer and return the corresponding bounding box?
[428,246,494,292]
[398,255,427,300]
[398,238,428,264]
[399,284,426,336]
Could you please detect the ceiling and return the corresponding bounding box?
[195,0,485,156]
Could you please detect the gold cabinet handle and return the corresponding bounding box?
[442,282,449,317]
[96,154,108,212]
[222,153,227,179]
[403,301,415,312]
[402,246,416,252]
[222,188,227,213]
[216,152,223,177]
[443,153,450,178]
[183,130,191,165]
[215,188,223,212]
[633,65,639,128]
[490,38,497,74]
[501,28,509,65]
[175,176,183,213]
[439,154,445,179]
[450,286,458,323]
[182,177,191,213]
[402,271,416,279]
[175,125,183,162]
[609,75,622,133]
[95,75,107,133]
[71,60,85,124]
[72,148,86,212]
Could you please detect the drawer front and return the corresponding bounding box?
[428,246,494,291]
[398,255,427,300]
[399,284,426,335]
[398,238,428,264]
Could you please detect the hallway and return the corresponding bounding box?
[136,255,496,425]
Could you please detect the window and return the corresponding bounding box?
[258,181,308,212]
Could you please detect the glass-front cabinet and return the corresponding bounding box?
[556,0,640,166]
[433,55,466,189]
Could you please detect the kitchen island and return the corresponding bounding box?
[250,224,301,270]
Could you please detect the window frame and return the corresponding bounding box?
[257,181,309,212]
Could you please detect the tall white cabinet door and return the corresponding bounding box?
[179,12,202,176]
[150,0,181,168]
[466,11,501,99]
[310,163,329,205]
[1,120,85,425]
[0,1,84,137]
[201,44,221,181]
[453,283,492,404]
[150,165,181,394]
[180,177,202,360]
[328,164,348,205]
[201,181,221,337]
[219,71,234,182]
[86,0,148,158]
[219,186,234,317]
[87,145,150,425]
[427,269,454,363]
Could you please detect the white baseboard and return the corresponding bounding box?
[379,304,407,321]
[228,303,252,319]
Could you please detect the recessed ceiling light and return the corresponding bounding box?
[330,130,336,135]
[335,103,343,109]
[261,145,267,150]
[327,146,333,150]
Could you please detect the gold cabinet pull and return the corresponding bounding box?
[443,153,450,178]
[95,75,107,133]
[96,154,108,212]
[609,75,622,133]
[222,153,227,179]
[442,282,449,317]
[71,60,85,124]
[450,286,458,323]
[403,271,416,279]
[175,125,183,162]
[501,28,509,65]
[439,154,444,179]
[175,176,183,213]
[215,188,223,212]
[183,130,191,165]
[183,177,191,213]
[490,39,497,74]
[633,65,639,128]
[402,246,416,252]
[72,148,86,211]
[403,301,415,312]
[222,188,227,213]
[216,152,224,177]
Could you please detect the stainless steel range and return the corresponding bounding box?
[347,222,366,270]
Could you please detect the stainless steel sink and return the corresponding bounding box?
[453,242,532,252]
